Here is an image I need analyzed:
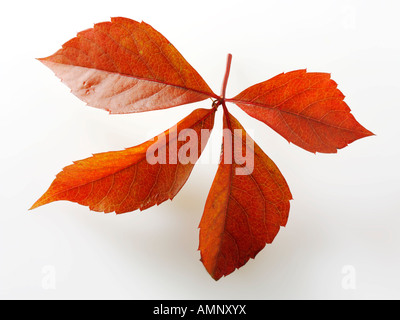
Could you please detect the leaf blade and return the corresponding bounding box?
[39,17,217,114]
[30,108,216,213]
[228,70,373,153]
[199,110,292,280]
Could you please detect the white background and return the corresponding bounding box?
[1,0,399,299]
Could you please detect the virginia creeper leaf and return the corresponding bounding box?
[228,69,373,153]
[199,109,292,280]
[33,19,374,281]
[38,17,217,114]
[30,108,215,213]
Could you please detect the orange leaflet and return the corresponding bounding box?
[199,108,292,280]
[228,70,373,153]
[38,17,218,114]
[30,108,215,213]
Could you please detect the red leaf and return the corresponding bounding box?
[34,20,374,281]
[38,17,217,114]
[30,108,215,213]
[199,108,292,280]
[228,70,373,153]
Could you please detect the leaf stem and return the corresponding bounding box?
[221,101,233,132]
[220,53,232,99]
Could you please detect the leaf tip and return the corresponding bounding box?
[29,199,43,211]
[29,189,56,211]
[365,128,376,137]
[211,274,222,281]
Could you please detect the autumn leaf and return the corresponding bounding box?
[199,108,292,280]
[38,17,218,114]
[32,17,374,281]
[228,70,374,153]
[30,108,215,213]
